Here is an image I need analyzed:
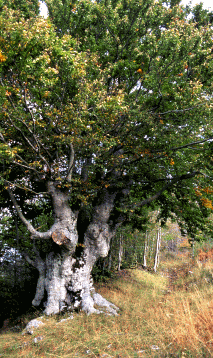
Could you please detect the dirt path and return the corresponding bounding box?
[164,262,195,293]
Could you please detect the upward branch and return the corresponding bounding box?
[132,171,201,210]
[6,184,53,239]
[66,143,75,183]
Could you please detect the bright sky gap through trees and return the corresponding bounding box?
[39,0,213,18]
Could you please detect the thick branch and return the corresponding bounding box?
[1,178,46,195]
[66,143,75,182]
[6,185,53,239]
[151,137,213,154]
[119,136,213,170]
[33,239,42,259]
[11,158,41,174]
[132,171,200,210]
[23,252,36,267]
[81,156,92,182]
[84,189,117,259]
[152,104,205,116]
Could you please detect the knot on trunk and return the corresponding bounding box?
[52,230,70,246]
[86,223,110,258]
[87,224,100,239]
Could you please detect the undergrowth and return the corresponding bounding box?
[1,254,213,358]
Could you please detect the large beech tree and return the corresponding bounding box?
[0,0,213,315]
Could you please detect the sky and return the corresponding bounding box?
[40,2,48,18]
[39,0,213,18]
[181,0,213,10]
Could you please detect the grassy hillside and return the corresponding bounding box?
[1,249,213,358]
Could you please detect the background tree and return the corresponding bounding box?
[0,0,213,316]
[0,0,40,18]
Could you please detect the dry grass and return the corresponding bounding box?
[154,286,213,357]
[1,258,213,358]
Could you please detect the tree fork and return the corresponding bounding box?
[15,185,120,316]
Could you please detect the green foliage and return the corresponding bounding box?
[0,0,40,18]
[0,0,213,261]
[108,227,148,271]
[0,249,38,326]
[190,3,213,27]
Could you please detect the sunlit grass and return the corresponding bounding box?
[1,259,213,357]
[155,286,213,357]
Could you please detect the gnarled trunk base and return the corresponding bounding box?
[29,186,119,316]
[33,250,118,316]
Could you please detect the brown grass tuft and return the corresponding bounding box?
[1,259,213,357]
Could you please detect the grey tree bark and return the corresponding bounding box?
[8,182,119,316]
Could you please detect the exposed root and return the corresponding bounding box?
[81,292,119,316]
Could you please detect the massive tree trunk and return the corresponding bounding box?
[20,183,119,316]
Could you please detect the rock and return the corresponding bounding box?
[57,315,74,323]
[22,319,44,335]
[33,335,44,343]
[151,345,160,350]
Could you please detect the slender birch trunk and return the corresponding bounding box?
[118,235,123,271]
[143,231,148,269]
[154,226,161,273]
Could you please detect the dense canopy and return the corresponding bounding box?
[0,0,213,315]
